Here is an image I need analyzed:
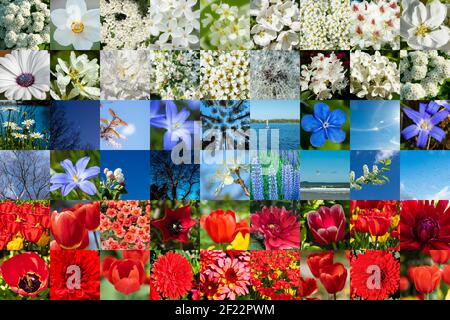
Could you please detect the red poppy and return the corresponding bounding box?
[442,265,450,285]
[203,209,237,244]
[307,252,334,278]
[151,252,193,299]
[319,263,347,294]
[152,206,197,243]
[102,255,146,295]
[51,209,86,249]
[50,250,100,300]
[411,265,441,294]
[0,252,49,297]
[429,250,450,264]
[307,204,346,245]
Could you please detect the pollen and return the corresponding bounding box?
[415,23,429,37]
[71,21,85,33]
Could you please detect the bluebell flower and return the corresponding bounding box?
[402,104,448,148]
[301,102,347,147]
[50,156,100,197]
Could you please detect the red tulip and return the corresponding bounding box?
[83,202,100,231]
[354,215,370,233]
[0,231,11,250]
[442,265,450,285]
[307,204,346,245]
[21,223,44,243]
[122,250,150,266]
[50,210,86,249]
[429,250,450,264]
[234,218,250,237]
[102,256,146,295]
[400,276,410,291]
[368,215,391,236]
[50,240,61,250]
[298,277,318,297]
[0,252,49,297]
[203,209,237,244]
[411,266,441,294]
[319,263,347,294]
[307,252,334,278]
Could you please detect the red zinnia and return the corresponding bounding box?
[400,200,450,252]
[152,206,197,244]
[50,250,100,300]
[350,250,399,300]
[151,252,193,299]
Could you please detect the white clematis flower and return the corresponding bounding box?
[51,0,100,50]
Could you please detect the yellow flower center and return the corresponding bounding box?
[71,21,85,34]
[420,120,431,131]
[73,175,79,182]
[415,23,429,37]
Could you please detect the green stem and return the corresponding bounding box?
[331,242,338,251]
[426,135,431,150]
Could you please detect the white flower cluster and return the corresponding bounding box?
[350,50,400,99]
[100,50,150,100]
[150,50,200,100]
[149,0,200,49]
[0,0,50,49]
[400,50,450,100]
[301,52,348,100]
[350,0,400,50]
[250,0,300,49]
[50,51,100,100]
[299,0,350,50]
[201,1,251,49]
[250,50,299,99]
[100,0,153,49]
[200,51,249,99]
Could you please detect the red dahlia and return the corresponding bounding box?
[350,250,399,300]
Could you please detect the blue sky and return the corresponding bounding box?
[301,151,349,183]
[100,151,149,199]
[52,101,99,149]
[351,150,400,199]
[101,100,150,150]
[250,100,300,120]
[350,100,400,150]
[401,151,450,200]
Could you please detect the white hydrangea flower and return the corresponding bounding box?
[100,50,151,100]
[350,50,400,99]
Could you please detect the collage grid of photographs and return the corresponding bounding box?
[0,0,449,301]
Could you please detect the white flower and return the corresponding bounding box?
[400,0,450,49]
[113,168,122,176]
[51,0,100,50]
[22,119,35,127]
[250,25,277,47]
[29,132,43,139]
[0,49,50,100]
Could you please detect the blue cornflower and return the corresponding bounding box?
[150,101,196,150]
[301,102,347,147]
[50,156,100,196]
[401,104,448,148]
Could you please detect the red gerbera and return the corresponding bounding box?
[151,252,193,299]
[350,250,399,300]
[400,200,450,251]
[152,206,197,244]
[50,250,100,300]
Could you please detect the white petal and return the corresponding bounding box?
[426,0,447,29]
[53,28,76,47]
[411,2,427,26]
[0,55,21,76]
[51,9,69,27]
[66,0,87,14]
[72,36,94,50]
[82,9,100,27]
[81,25,100,42]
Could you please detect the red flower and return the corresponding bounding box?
[0,252,48,297]
[367,215,391,237]
[152,206,197,243]
[151,252,193,299]
[102,255,146,295]
[202,209,236,244]
[50,250,100,300]
[307,252,334,278]
[410,265,441,294]
[319,263,347,294]
[350,250,399,300]
[400,200,450,251]
[251,206,300,250]
[21,223,44,243]
[122,250,150,266]
[429,250,450,264]
[83,202,100,231]
[442,265,450,285]
[307,204,346,245]
[400,276,410,291]
[298,277,318,298]
[51,209,86,249]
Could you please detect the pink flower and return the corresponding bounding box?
[207,257,250,300]
[307,204,346,246]
[250,206,300,250]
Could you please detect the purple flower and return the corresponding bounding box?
[301,102,347,147]
[50,156,100,197]
[401,104,448,148]
[150,101,196,150]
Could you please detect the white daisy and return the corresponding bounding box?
[0,50,50,100]
[51,0,100,50]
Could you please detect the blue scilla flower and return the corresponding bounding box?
[301,102,347,147]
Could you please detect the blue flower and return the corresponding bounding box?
[402,104,448,148]
[301,102,347,147]
[50,156,100,197]
[150,101,197,150]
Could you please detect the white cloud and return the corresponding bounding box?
[121,123,136,136]
[431,186,450,200]
[375,150,399,162]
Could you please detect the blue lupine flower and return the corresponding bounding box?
[268,167,278,200]
[401,104,448,148]
[251,159,264,200]
[292,169,300,200]
[150,101,196,150]
[282,164,293,200]
[301,102,347,147]
[50,156,100,197]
